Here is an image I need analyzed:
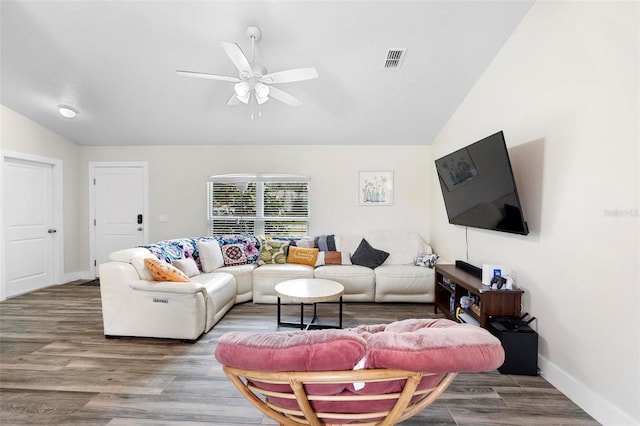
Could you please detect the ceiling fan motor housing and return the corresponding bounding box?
[246,25,261,41]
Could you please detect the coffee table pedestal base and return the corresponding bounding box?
[277,297,343,330]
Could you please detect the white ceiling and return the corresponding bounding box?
[1,1,533,146]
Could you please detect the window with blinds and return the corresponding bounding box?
[207,174,310,236]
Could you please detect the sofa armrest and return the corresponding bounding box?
[129,279,206,295]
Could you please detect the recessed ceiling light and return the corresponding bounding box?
[58,105,78,118]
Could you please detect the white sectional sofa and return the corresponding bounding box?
[99,231,439,340]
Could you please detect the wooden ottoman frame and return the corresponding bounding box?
[222,365,458,425]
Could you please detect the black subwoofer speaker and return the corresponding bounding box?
[489,316,538,376]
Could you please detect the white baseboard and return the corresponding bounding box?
[538,355,637,425]
[62,270,94,283]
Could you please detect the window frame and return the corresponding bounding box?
[207,173,310,236]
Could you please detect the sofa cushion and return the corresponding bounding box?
[172,257,201,277]
[259,240,290,265]
[374,264,435,303]
[364,231,431,265]
[144,257,189,282]
[131,253,156,281]
[198,240,225,272]
[286,246,319,266]
[109,247,152,263]
[351,239,389,269]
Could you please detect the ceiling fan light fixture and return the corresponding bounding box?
[58,104,78,118]
[236,92,251,104]
[234,81,250,97]
[254,83,270,98]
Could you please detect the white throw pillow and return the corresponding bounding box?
[198,240,224,272]
[172,257,201,277]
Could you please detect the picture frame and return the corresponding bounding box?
[358,171,393,206]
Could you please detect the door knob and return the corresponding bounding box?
[47,229,57,234]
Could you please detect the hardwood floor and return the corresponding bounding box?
[0,282,599,425]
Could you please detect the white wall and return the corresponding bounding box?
[80,144,432,255]
[0,105,84,281]
[429,2,639,424]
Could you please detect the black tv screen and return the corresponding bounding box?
[435,131,529,235]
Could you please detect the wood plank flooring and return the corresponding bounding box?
[0,282,599,425]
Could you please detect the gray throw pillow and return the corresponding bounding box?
[350,239,389,269]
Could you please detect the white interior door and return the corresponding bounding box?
[93,165,147,275]
[4,158,55,297]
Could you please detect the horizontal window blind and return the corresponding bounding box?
[207,174,309,236]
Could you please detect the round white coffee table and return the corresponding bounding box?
[275,278,344,330]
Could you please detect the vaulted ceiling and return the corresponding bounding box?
[1,1,533,146]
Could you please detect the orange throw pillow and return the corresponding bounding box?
[286,246,319,266]
[144,257,189,282]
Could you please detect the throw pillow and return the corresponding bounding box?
[286,246,319,266]
[144,257,189,282]
[295,237,315,248]
[314,234,336,251]
[216,234,261,264]
[198,240,225,272]
[315,251,352,266]
[350,238,389,269]
[258,240,290,265]
[172,257,201,277]
[221,243,248,266]
[415,253,439,268]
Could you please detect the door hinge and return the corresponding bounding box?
[93,178,96,185]
[94,219,96,226]
[94,259,97,267]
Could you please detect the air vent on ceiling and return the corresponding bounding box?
[384,48,407,70]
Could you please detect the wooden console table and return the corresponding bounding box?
[434,264,523,329]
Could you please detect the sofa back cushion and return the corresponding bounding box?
[198,240,225,272]
[364,231,431,265]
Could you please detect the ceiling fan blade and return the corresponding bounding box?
[226,93,241,106]
[176,70,240,82]
[220,41,252,77]
[262,67,319,84]
[268,86,302,107]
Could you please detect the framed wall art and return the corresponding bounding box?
[358,171,393,206]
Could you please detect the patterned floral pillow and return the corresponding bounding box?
[415,253,439,268]
[258,240,290,265]
[216,234,261,264]
[221,243,249,266]
[144,257,189,282]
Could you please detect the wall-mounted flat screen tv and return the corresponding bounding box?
[435,131,529,235]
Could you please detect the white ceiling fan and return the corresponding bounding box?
[177,25,318,118]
